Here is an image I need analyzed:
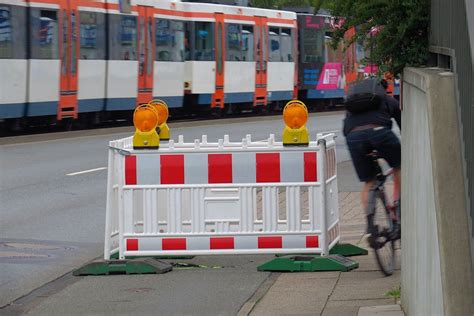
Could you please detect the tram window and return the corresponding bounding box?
[280,28,293,62]
[30,9,59,59]
[301,27,323,63]
[268,27,280,62]
[108,14,137,60]
[155,19,185,62]
[242,25,254,62]
[357,40,367,62]
[325,32,343,63]
[194,22,213,61]
[226,23,241,61]
[0,5,27,59]
[79,12,106,60]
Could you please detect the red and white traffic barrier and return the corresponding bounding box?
[104,133,339,259]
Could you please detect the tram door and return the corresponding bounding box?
[254,16,268,107]
[212,13,225,109]
[58,0,79,120]
[137,6,155,105]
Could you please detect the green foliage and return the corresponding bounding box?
[322,0,430,75]
[385,285,401,299]
[251,0,317,9]
[251,0,279,9]
[251,0,430,76]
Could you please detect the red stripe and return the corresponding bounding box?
[304,152,317,182]
[258,236,282,248]
[210,237,235,249]
[125,155,137,185]
[162,238,187,250]
[126,239,138,251]
[208,154,233,183]
[160,155,185,184]
[306,236,319,248]
[256,153,280,183]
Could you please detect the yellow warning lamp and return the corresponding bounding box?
[282,100,310,146]
[133,104,159,149]
[149,99,170,141]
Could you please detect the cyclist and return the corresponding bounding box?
[343,79,401,238]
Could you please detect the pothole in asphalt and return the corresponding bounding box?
[2,242,62,250]
[0,251,50,259]
[1,242,76,251]
[124,288,155,293]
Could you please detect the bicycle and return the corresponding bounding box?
[366,151,401,276]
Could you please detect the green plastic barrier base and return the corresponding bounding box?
[257,254,359,272]
[110,252,194,260]
[275,243,368,258]
[73,258,172,276]
[329,243,368,257]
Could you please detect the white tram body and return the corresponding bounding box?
[181,2,296,109]
[0,0,28,119]
[0,0,296,124]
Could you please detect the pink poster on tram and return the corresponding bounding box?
[364,65,378,76]
[316,63,343,90]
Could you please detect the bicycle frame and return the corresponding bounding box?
[367,155,399,239]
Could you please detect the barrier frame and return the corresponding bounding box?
[104,133,339,260]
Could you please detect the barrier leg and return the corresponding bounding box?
[257,255,359,272]
[73,258,172,276]
[329,243,368,256]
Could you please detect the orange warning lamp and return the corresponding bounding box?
[282,100,309,146]
[149,99,170,141]
[133,104,159,149]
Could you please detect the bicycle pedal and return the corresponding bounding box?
[367,235,377,249]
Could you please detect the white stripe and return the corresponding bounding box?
[280,151,304,182]
[185,154,208,184]
[154,13,186,21]
[28,2,59,9]
[267,22,296,28]
[232,152,256,183]
[283,235,306,249]
[137,154,160,185]
[78,6,107,13]
[66,167,107,176]
[224,19,255,25]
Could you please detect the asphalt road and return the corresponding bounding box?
[0,112,355,311]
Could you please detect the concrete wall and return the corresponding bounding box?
[401,67,473,316]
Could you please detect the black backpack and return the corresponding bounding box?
[345,79,386,113]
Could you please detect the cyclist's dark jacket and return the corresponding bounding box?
[343,95,401,136]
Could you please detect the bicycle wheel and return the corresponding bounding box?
[369,189,396,276]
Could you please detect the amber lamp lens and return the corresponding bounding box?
[149,101,169,125]
[134,107,158,132]
[155,104,169,125]
[283,105,308,129]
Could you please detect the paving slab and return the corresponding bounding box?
[358,304,404,316]
[331,271,401,301]
[250,189,401,316]
[250,284,336,315]
[323,299,395,316]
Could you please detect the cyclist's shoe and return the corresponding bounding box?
[390,223,401,240]
[367,225,379,248]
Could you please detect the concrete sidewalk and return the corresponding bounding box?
[244,192,402,316]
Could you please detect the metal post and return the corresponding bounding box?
[117,154,125,260]
[103,145,114,260]
[318,138,329,256]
